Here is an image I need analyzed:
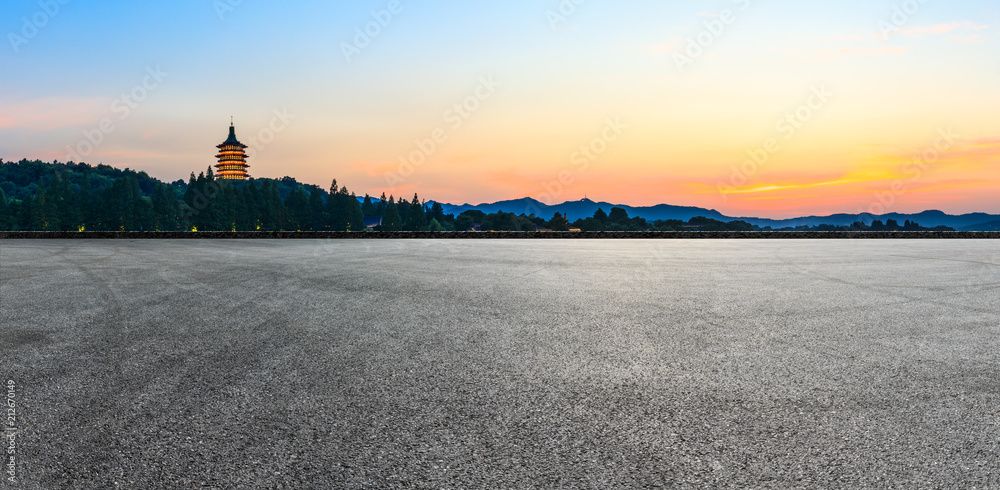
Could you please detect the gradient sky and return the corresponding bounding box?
[2,0,999,217]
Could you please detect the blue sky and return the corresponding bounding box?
[3,0,999,215]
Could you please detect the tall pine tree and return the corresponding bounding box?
[405,193,427,231]
[381,201,402,231]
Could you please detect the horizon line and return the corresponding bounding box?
[3,156,998,220]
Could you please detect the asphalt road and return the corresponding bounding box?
[2,239,998,489]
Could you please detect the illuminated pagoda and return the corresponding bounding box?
[215,119,250,180]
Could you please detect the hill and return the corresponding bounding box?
[436,198,1000,231]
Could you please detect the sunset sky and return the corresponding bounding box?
[2,0,999,217]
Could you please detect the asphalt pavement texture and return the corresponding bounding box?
[2,239,998,489]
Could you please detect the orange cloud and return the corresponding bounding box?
[720,179,860,194]
[857,137,1000,177]
[942,138,1000,168]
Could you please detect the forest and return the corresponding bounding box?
[0,159,953,232]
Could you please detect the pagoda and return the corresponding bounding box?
[215,120,250,180]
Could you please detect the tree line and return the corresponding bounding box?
[0,159,445,231]
[0,159,953,232]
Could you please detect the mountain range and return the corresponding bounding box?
[433,197,1000,231]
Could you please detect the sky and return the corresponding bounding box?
[2,0,999,217]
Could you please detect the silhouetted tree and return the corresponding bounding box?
[547,212,570,231]
[429,201,445,224]
[455,213,475,232]
[381,201,402,231]
[362,194,377,216]
[285,186,310,230]
[0,188,8,230]
[405,193,427,231]
[377,192,388,216]
[428,218,446,231]
[307,184,326,230]
[608,207,629,224]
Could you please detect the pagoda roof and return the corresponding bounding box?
[218,123,247,148]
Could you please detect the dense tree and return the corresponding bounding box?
[455,213,475,232]
[428,218,446,232]
[326,182,365,231]
[547,212,570,231]
[396,195,411,225]
[483,211,515,231]
[308,185,327,230]
[41,177,63,230]
[362,194,377,217]
[78,171,96,230]
[576,217,605,231]
[428,201,445,224]
[405,194,427,231]
[458,209,485,223]
[652,219,685,231]
[346,193,365,231]
[630,216,650,230]
[152,183,178,231]
[285,186,309,230]
[377,192,388,216]
[607,207,629,224]
[0,188,8,230]
[381,201,402,231]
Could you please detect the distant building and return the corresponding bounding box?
[533,224,553,232]
[215,121,250,180]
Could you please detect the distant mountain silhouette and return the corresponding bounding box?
[434,198,1000,231]
[960,220,1000,232]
